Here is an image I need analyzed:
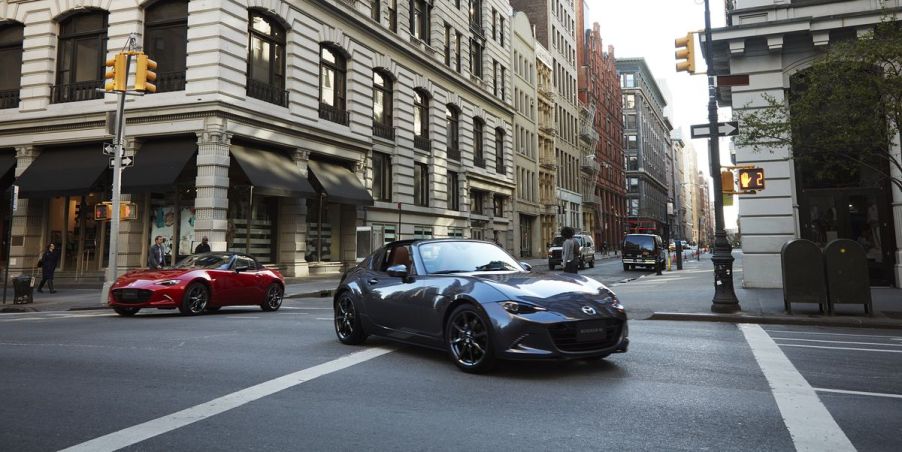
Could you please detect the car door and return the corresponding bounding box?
[361,244,415,330]
[229,256,262,305]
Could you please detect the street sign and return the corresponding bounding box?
[738,167,765,191]
[109,155,134,168]
[690,121,739,139]
[103,143,116,155]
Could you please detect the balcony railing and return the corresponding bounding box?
[247,79,289,108]
[0,89,20,109]
[155,71,186,93]
[51,80,103,104]
[319,102,350,125]
[414,134,431,151]
[373,122,395,140]
[447,146,461,161]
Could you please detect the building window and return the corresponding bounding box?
[370,0,381,22]
[414,89,430,151]
[373,223,398,245]
[53,11,108,104]
[388,0,398,32]
[629,199,639,216]
[446,105,460,161]
[499,17,504,47]
[470,38,483,77]
[491,9,497,40]
[470,189,484,215]
[623,93,636,109]
[447,170,460,210]
[373,70,394,139]
[444,23,452,66]
[500,67,506,99]
[473,117,485,167]
[414,162,429,206]
[247,12,287,107]
[493,194,504,218]
[319,45,349,125]
[624,113,637,130]
[494,127,505,174]
[409,0,430,43]
[628,177,639,193]
[0,22,24,109]
[372,152,392,202]
[492,60,499,96]
[625,135,638,150]
[468,0,482,32]
[144,0,188,93]
[455,31,462,72]
[414,225,434,239]
[627,156,638,171]
[448,227,464,238]
[621,73,636,88]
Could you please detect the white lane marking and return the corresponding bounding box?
[766,330,902,340]
[814,388,902,400]
[315,317,332,321]
[283,307,331,310]
[779,344,902,353]
[772,338,902,347]
[740,324,855,452]
[0,312,113,322]
[60,346,396,452]
[225,316,260,319]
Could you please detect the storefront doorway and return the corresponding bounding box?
[519,214,534,257]
[47,193,109,274]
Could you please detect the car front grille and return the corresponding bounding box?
[551,250,562,260]
[112,288,153,304]
[549,319,622,352]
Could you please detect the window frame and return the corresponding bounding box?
[54,11,108,102]
[144,0,189,93]
[248,12,286,89]
[414,89,430,139]
[473,117,485,167]
[372,151,393,202]
[413,162,429,207]
[319,45,347,112]
[372,70,393,128]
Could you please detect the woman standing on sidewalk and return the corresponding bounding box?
[37,243,59,294]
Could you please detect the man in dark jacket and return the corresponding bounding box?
[148,236,166,269]
[37,243,60,293]
[194,236,211,254]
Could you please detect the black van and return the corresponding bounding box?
[622,234,665,272]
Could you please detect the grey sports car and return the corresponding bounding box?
[333,239,629,373]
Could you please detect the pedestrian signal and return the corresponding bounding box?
[720,171,735,195]
[738,168,765,191]
[93,202,138,221]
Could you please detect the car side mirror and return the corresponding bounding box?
[386,264,408,278]
[234,264,249,273]
[520,262,532,272]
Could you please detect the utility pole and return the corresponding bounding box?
[703,0,741,312]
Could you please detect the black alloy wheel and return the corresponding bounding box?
[548,262,555,270]
[335,293,367,345]
[113,307,140,317]
[179,282,209,315]
[261,283,283,312]
[446,305,495,373]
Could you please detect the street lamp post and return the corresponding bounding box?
[703,0,740,312]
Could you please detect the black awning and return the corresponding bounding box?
[16,144,109,198]
[122,137,197,192]
[231,145,316,197]
[308,160,374,206]
[0,151,15,187]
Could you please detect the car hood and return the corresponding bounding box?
[113,269,192,287]
[471,272,618,315]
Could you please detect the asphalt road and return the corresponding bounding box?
[1,303,899,451]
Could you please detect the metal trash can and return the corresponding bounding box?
[13,274,35,305]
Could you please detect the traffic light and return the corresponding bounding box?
[134,53,157,93]
[738,168,765,191]
[721,171,735,195]
[94,203,111,221]
[104,53,128,92]
[675,33,696,74]
[93,202,138,221]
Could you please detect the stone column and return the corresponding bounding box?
[10,146,44,273]
[194,122,231,252]
[277,149,310,277]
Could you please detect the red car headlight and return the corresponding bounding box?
[154,279,180,286]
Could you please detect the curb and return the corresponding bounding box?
[648,312,902,330]
[286,289,335,299]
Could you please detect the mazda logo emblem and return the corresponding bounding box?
[581,306,597,315]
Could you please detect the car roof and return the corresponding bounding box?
[385,238,499,247]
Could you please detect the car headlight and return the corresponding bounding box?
[599,291,625,312]
[154,279,181,286]
[502,301,547,314]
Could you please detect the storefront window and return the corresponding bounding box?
[306,196,332,261]
[372,223,397,246]
[149,189,196,263]
[227,190,276,263]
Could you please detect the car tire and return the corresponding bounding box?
[335,292,367,345]
[548,262,555,271]
[623,263,629,271]
[445,304,496,374]
[589,258,595,268]
[578,259,585,270]
[179,282,209,316]
[113,307,140,317]
[260,283,283,312]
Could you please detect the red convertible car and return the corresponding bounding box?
[108,252,285,316]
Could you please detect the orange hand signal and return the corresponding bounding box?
[740,171,752,188]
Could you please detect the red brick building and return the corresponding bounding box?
[578,22,625,252]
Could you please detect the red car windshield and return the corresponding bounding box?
[174,254,233,270]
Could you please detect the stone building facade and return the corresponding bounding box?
[0,0,515,280]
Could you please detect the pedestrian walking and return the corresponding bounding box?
[36,243,59,293]
[148,236,166,269]
[602,241,608,256]
[561,227,579,274]
[194,236,211,254]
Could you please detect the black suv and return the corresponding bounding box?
[622,234,665,272]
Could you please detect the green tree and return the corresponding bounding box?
[736,13,902,191]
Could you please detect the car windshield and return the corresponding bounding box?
[418,241,523,274]
[551,236,565,246]
[624,235,655,252]
[174,253,234,270]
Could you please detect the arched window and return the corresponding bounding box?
[54,11,108,103]
[319,45,348,125]
[247,11,287,107]
[0,22,24,109]
[473,117,484,167]
[413,89,430,151]
[445,105,460,161]
[372,70,393,139]
[495,127,505,174]
[144,0,188,92]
